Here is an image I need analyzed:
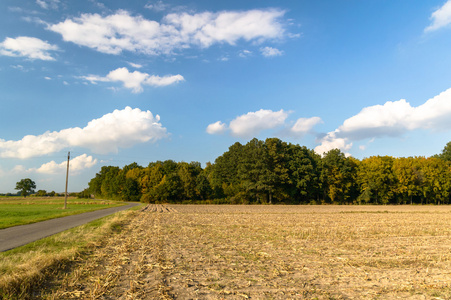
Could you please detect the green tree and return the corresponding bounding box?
[36,190,47,197]
[212,142,244,199]
[122,177,141,201]
[392,157,423,204]
[15,178,36,197]
[321,149,357,204]
[196,171,213,200]
[100,166,121,199]
[417,157,451,205]
[357,156,396,204]
[177,162,201,200]
[286,144,321,203]
[237,138,270,203]
[436,141,451,162]
[140,163,164,200]
[88,166,113,197]
[264,138,291,203]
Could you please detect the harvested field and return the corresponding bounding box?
[40,205,451,299]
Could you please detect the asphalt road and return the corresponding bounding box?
[0,202,140,252]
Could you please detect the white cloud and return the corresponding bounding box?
[425,0,451,32]
[206,121,227,135]
[314,87,451,155]
[229,109,288,138]
[81,67,184,93]
[145,1,169,12]
[33,154,97,174]
[166,9,285,48]
[239,49,252,58]
[12,165,26,173]
[260,46,284,57]
[0,36,58,61]
[127,62,143,68]
[314,131,352,156]
[291,117,322,136]
[208,110,322,139]
[146,74,185,87]
[49,9,286,55]
[11,64,25,70]
[36,0,60,10]
[0,107,168,159]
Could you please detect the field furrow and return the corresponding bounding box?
[38,205,451,299]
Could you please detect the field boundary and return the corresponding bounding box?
[0,202,140,252]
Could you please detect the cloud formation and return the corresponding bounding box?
[81,67,184,93]
[315,88,451,155]
[144,1,169,12]
[290,117,322,136]
[0,36,58,61]
[207,109,323,139]
[207,109,289,138]
[0,107,168,159]
[48,9,286,55]
[229,109,288,138]
[425,0,451,32]
[314,131,352,156]
[33,154,97,174]
[260,46,284,57]
[36,0,60,10]
[206,121,227,135]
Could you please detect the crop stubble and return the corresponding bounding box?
[42,205,451,299]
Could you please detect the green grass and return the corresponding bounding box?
[0,197,126,229]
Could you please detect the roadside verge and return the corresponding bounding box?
[0,202,140,252]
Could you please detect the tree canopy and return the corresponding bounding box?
[15,178,36,197]
[85,138,451,205]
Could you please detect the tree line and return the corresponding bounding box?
[84,138,451,205]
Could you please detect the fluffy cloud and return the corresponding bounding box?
[33,154,97,174]
[291,117,322,136]
[314,132,352,156]
[208,110,323,138]
[229,109,288,138]
[206,121,227,135]
[48,9,286,55]
[0,107,168,159]
[425,0,451,32]
[0,36,58,61]
[260,46,284,57]
[34,154,97,174]
[81,67,184,93]
[315,88,451,155]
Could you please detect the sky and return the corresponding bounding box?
[1,0,451,193]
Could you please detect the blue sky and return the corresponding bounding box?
[1,0,451,193]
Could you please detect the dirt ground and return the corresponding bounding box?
[40,205,451,299]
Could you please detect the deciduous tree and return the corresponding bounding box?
[15,178,36,197]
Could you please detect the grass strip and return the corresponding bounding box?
[0,203,143,299]
[0,197,125,229]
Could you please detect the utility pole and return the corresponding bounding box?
[64,151,70,209]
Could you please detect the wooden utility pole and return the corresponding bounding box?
[64,151,70,209]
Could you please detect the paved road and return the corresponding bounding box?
[0,202,140,252]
